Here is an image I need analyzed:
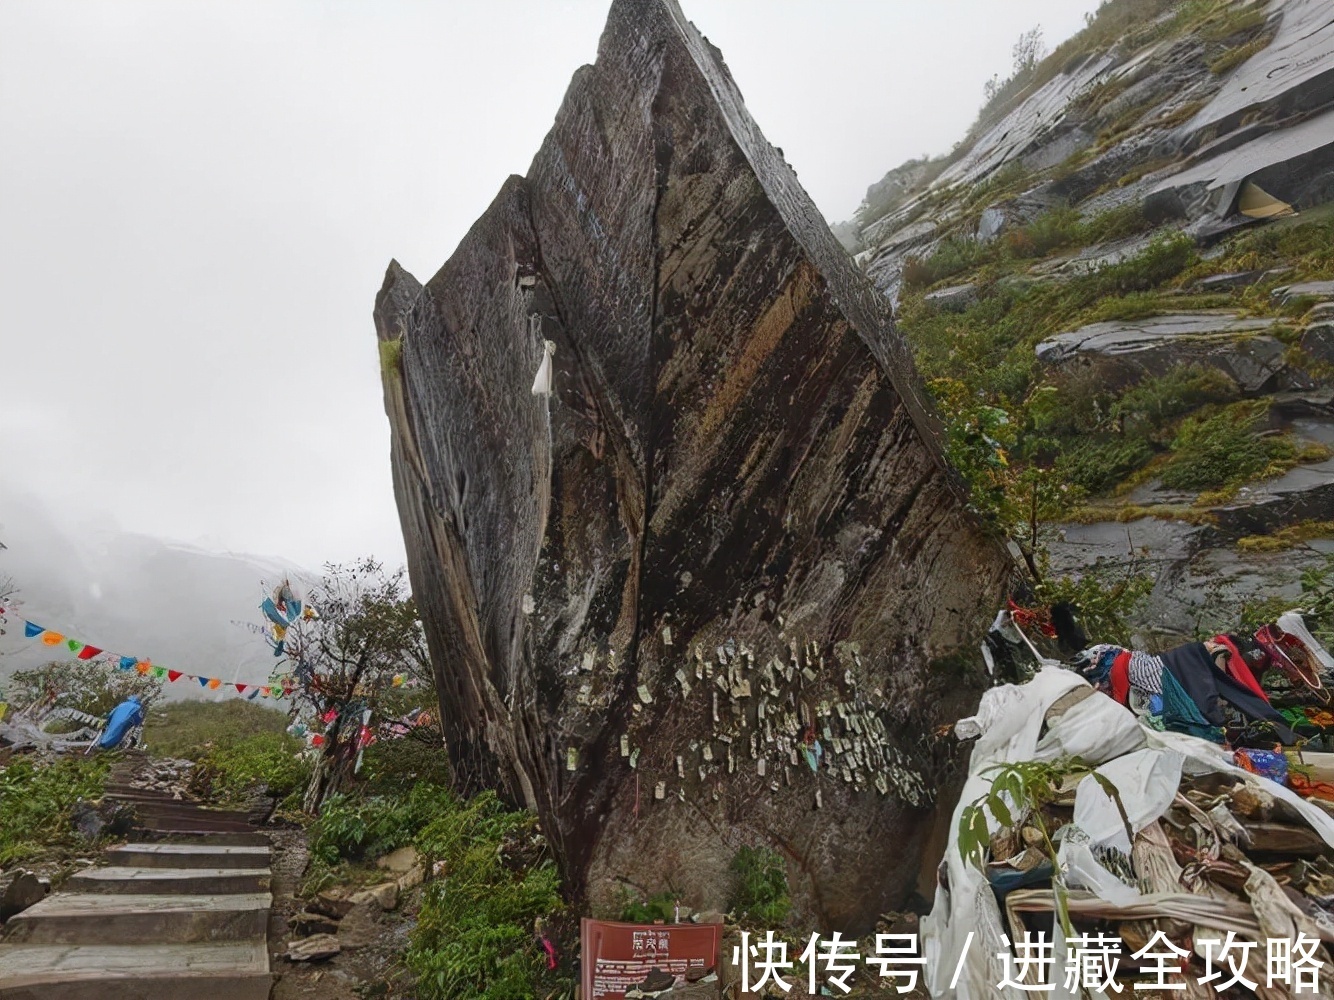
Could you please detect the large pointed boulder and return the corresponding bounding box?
[375,0,1013,930]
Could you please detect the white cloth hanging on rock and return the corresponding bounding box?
[530,339,556,396]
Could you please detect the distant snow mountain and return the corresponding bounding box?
[0,486,310,702]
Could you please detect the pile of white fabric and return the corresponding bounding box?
[922,667,1334,999]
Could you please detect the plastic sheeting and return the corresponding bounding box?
[923,667,1128,999]
[924,667,1334,998]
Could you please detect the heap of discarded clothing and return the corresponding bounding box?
[924,609,1334,998]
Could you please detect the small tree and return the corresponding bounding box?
[262,558,434,812]
[1012,26,1047,76]
[9,660,161,720]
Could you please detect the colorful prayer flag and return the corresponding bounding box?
[152,666,167,680]
[207,677,221,690]
[168,670,183,682]
[41,630,64,646]
[24,621,42,638]
[77,645,102,660]
[198,676,209,688]
[119,656,137,671]
[135,660,151,675]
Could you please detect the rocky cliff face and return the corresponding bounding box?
[840,0,1334,646]
[376,0,1012,929]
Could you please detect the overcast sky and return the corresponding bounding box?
[0,0,1100,571]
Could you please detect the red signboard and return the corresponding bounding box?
[581,918,721,999]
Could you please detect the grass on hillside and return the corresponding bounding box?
[144,698,288,759]
[143,699,309,808]
[0,755,110,866]
[895,217,1334,539]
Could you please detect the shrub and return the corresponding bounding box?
[1055,436,1155,494]
[728,846,791,926]
[1160,401,1291,491]
[1035,568,1153,647]
[0,756,109,865]
[308,781,454,867]
[361,726,453,794]
[1112,365,1237,438]
[902,236,988,290]
[192,731,310,806]
[1079,232,1196,300]
[620,890,678,924]
[409,791,564,1000]
[10,660,161,719]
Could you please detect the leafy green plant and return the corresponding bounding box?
[619,890,678,924]
[1160,400,1292,491]
[0,756,109,865]
[957,758,1130,938]
[308,781,454,867]
[409,790,565,1000]
[1035,567,1152,647]
[191,731,310,807]
[728,845,792,927]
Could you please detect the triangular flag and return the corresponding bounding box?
[67,639,83,653]
[198,676,209,688]
[24,621,42,638]
[260,686,271,698]
[207,677,221,690]
[235,683,248,694]
[168,670,183,682]
[152,666,167,680]
[77,645,103,660]
[119,656,137,671]
[41,631,64,646]
[246,688,260,700]
[135,660,152,675]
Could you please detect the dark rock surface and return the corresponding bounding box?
[1035,313,1294,393]
[375,0,1012,930]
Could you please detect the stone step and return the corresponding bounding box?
[1,892,272,945]
[129,803,254,824]
[130,830,270,847]
[0,940,271,1000]
[66,867,270,896]
[136,814,256,834]
[106,844,271,870]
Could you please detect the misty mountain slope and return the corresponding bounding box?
[840,0,1334,643]
[0,487,306,699]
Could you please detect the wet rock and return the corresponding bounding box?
[922,283,978,312]
[286,933,340,962]
[335,902,381,951]
[1300,322,1334,366]
[1193,270,1267,292]
[374,0,1010,930]
[349,881,398,911]
[1274,280,1334,307]
[310,888,356,920]
[375,845,418,874]
[0,871,48,922]
[1035,313,1291,392]
[71,798,134,840]
[289,911,340,937]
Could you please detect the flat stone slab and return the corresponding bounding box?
[66,867,270,896]
[1035,312,1290,392]
[0,941,271,1000]
[1273,279,1334,305]
[107,844,271,870]
[3,893,271,946]
[130,830,269,847]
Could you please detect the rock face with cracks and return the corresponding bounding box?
[375,0,1012,930]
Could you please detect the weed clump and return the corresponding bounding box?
[1160,401,1292,491]
[0,756,109,866]
[409,790,564,1000]
[728,845,792,927]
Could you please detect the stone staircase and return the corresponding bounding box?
[0,762,274,1000]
